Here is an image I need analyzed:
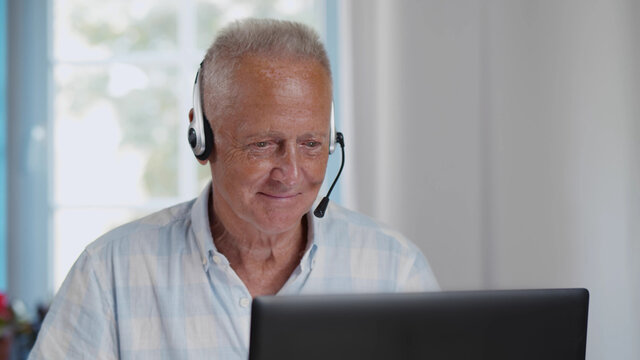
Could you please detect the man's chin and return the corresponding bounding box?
[252,207,311,235]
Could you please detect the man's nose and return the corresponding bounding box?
[270,144,299,186]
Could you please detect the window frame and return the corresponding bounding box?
[7,0,342,309]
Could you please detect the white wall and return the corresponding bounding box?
[342,1,640,359]
[345,0,486,290]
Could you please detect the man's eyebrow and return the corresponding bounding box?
[298,132,328,139]
[240,130,328,139]
[241,131,286,140]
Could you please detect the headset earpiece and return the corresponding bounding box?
[329,103,337,154]
[188,63,214,161]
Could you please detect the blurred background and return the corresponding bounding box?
[1,0,639,359]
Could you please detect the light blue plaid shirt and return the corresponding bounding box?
[29,184,439,360]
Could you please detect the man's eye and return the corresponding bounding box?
[255,141,268,148]
[305,141,319,148]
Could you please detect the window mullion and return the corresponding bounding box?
[177,0,200,199]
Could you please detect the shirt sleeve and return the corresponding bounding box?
[28,249,118,360]
[397,248,440,292]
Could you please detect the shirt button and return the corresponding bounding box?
[239,297,251,308]
[311,259,317,267]
[212,255,222,265]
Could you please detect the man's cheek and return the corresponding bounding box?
[308,161,329,185]
[239,161,276,178]
[224,165,268,189]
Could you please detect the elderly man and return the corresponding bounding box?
[29,19,438,359]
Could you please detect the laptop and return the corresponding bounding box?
[249,288,589,360]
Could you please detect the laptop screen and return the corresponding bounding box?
[249,288,589,360]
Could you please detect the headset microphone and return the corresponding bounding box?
[314,132,345,218]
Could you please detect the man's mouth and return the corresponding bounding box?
[258,192,300,199]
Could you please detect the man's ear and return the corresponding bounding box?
[188,108,209,165]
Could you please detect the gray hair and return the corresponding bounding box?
[201,18,332,119]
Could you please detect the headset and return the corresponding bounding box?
[187,62,344,217]
[187,64,214,161]
[188,62,339,160]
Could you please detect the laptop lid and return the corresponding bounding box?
[249,288,589,360]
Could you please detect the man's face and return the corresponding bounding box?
[208,55,332,235]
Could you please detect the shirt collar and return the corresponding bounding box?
[301,212,319,271]
[190,182,216,272]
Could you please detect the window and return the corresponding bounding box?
[0,0,6,292]
[51,0,327,290]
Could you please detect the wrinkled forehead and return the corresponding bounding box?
[231,54,332,99]
[202,53,332,135]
